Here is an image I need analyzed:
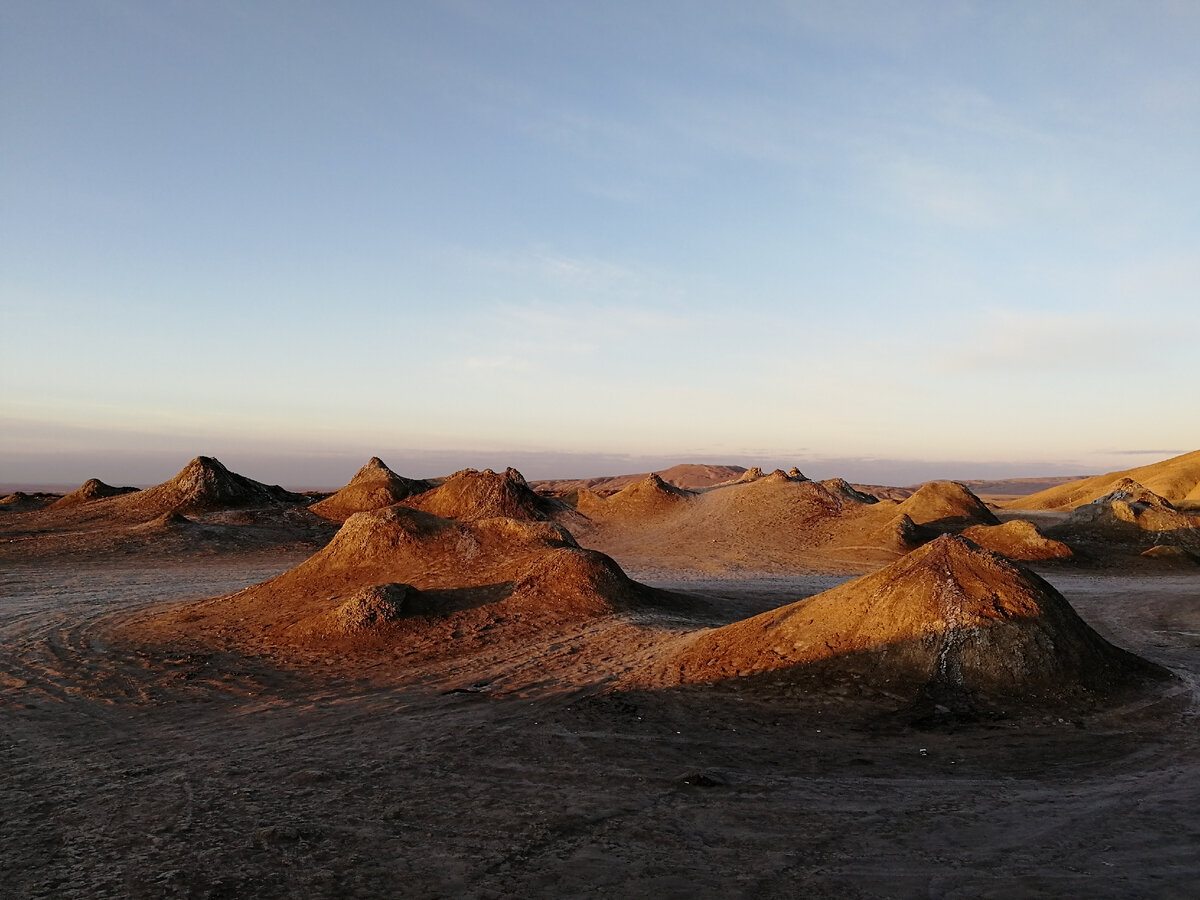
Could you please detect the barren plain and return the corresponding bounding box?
[2,453,1199,898]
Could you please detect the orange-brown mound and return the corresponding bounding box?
[138,505,688,651]
[583,473,697,521]
[1141,545,1198,563]
[506,547,652,615]
[892,481,998,530]
[50,478,139,508]
[117,456,305,516]
[960,520,1073,561]
[404,467,570,523]
[666,535,1160,700]
[309,457,431,522]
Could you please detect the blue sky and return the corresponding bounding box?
[3,1,1198,487]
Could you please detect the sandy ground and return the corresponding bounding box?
[2,550,1199,898]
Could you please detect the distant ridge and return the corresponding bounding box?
[532,464,746,496]
[1009,449,1200,510]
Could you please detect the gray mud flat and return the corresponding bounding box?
[1,555,1198,899]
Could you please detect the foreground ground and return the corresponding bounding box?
[2,551,1198,898]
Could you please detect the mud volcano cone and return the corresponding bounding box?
[123,456,305,515]
[960,520,1073,561]
[50,478,138,509]
[310,457,431,522]
[674,535,1163,701]
[895,481,998,529]
[405,467,567,522]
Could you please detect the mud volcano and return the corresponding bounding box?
[116,456,306,516]
[669,535,1165,705]
[135,504,688,650]
[309,457,432,522]
[404,467,571,523]
[960,520,1073,560]
[50,478,138,508]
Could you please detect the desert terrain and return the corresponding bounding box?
[2,453,1200,898]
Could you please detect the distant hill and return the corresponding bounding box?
[531,464,748,495]
[1009,450,1200,511]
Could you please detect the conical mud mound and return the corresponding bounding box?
[404,467,569,523]
[894,481,998,529]
[116,457,305,515]
[310,457,431,522]
[960,520,1073,561]
[50,478,138,509]
[139,504,689,649]
[584,473,696,520]
[669,535,1163,701]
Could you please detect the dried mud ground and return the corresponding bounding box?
[2,551,1199,899]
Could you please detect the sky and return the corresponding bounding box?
[3,1,1198,488]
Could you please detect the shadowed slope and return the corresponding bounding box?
[309,457,432,522]
[0,491,59,512]
[665,535,1162,701]
[1010,449,1200,510]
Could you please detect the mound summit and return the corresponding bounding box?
[666,535,1162,704]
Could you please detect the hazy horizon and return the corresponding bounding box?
[5,443,1187,494]
[4,3,1198,476]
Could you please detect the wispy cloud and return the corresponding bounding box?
[880,158,1004,227]
[459,355,538,373]
[931,309,1149,374]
